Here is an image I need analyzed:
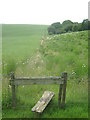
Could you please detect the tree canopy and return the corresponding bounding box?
[48,19,89,35]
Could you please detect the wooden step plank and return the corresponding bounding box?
[32,91,55,113]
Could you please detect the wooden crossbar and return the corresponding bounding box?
[10,76,63,85]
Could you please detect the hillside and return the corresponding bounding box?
[2,24,48,75]
[39,31,88,81]
[2,25,88,118]
[13,30,88,82]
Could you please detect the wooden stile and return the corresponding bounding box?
[10,72,67,110]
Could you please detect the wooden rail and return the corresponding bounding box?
[10,76,63,85]
[10,72,67,109]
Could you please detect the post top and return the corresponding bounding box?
[61,72,67,77]
[10,72,15,79]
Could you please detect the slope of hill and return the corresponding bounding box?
[2,24,88,118]
[39,31,88,81]
[2,24,48,75]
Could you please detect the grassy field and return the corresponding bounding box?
[2,24,88,118]
[2,24,48,75]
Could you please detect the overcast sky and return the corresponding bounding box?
[0,0,89,25]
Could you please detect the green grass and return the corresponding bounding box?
[2,24,48,75]
[2,24,48,61]
[2,25,88,118]
[39,31,88,80]
[2,81,88,118]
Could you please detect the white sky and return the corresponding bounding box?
[0,0,89,25]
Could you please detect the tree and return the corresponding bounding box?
[48,22,62,34]
[48,19,88,35]
[52,22,62,34]
[72,22,79,32]
[78,23,82,31]
[82,19,88,30]
[48,25,55,35]
[88,20,90,30]
[62,20,73,32]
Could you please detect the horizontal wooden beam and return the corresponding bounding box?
[15,76,62,80]
[10,76,63,85]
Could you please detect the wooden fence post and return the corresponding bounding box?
[62,72,67,108]
[10,72,16,108]
[58,72,67,108]
[58,78,63,107]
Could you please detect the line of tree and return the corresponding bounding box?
[48,19,90,35]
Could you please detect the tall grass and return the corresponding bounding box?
[2,24,88,118]
[2,81,88,118]
[3,59,16,77]
[40,31,88,81]
[2,24,48,76]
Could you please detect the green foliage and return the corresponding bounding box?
[88,20,90,30]
[72,23,79,32]
[48,25,55,35]
[82,19,88,30]
[48,22,62,34]
[52,22,61,28]
[48,19,89,35]
[78,23,82,31]
[62,20,73,32]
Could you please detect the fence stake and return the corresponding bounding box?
[58,83,63,107]
[62,72,67,108]
[11,72,16,108]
